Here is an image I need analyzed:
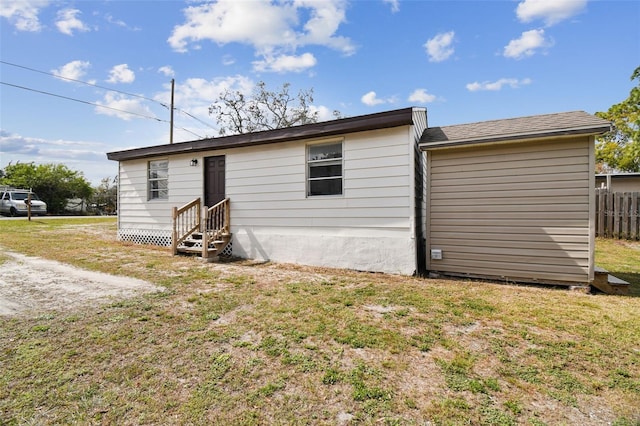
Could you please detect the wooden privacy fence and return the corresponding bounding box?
[595,189,640,240]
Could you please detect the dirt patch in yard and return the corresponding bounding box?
[0,251,164,316]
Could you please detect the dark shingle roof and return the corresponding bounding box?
[420,111,611,149]
[108,107,420,161]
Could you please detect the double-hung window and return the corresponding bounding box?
[307,142,343,196]
[148,160,168,200]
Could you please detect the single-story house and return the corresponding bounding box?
[107,107,611,286]
[595,173,640,192]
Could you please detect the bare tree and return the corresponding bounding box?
[209,81,322,136]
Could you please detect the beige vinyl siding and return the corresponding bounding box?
[412,108,428,272]
[427,137,592,284]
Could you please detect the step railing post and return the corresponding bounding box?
[171,206,178,255]
[202,204,208,259]
[224,198,230,234]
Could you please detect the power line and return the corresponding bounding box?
[0,60,166,107]
[177,108,218,131]
[0,81,205,139]
[0,81,203,139]
[1,81,164,122]
[180,127,204,139]
[0,60,211,138]
[1,59,216,135]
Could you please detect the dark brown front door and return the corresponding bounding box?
[204,155,225,207]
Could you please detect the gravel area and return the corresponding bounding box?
[0,251,164,316]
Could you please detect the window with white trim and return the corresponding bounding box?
[148,160,168,200]
[307,142,343,196]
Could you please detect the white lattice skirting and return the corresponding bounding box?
[220,241,233,257]
[118,229,172,247]
[118,228,233,257]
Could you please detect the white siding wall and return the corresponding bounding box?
[426,137,593,284]
[116,126,419,274]
[117,154,204,245]
[229,127,417,274]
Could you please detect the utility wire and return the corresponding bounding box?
[180,127,204,139]
[0,60,165,107]
[1,81,164,121]
[177,108,218,131]
[1,59,216,134]
[1,81,205,139]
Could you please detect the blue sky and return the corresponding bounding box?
[1,0,638,185]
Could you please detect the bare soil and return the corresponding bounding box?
[0,251,164,316]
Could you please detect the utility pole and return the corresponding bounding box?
[170,78,175,144]
[27,191,32,221]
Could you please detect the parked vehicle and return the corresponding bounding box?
[0,189,47,216]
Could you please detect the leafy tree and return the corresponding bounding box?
[0,163,93,214]
[209,81,340,136]
[595,66,640,172]
[91,177,117,215]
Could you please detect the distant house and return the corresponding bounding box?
[107,108,610,286]
[595,173,640,192]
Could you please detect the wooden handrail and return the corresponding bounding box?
[205,198,230,232]
[171,197,201,254]
[172,197,230,258]
[203,198,230,257]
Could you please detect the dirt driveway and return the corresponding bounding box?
[0,250,164,316]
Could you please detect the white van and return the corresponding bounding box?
[0,189,47,216]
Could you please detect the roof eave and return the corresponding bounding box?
[107,107,418,162]
[419,124,612,151]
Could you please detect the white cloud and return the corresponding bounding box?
[0,130,103,160]
[0,130,116,184]
[516,0,587,26]
[310,105,339,122]
[384,0,400,13]
[107,64,135,84]
[361,91,384,106]
[168,0,354,71]
[51,60,91,81]
[361,91,398,106]
[158,66,175,77]
[408,88,436,104]
[154,75,255,131]
[466,78,532,92]
[253,52,317,73]
[94,93,153,121]
[104,13,139,30]
[297,0,355,55]
[55,8,89,35]
[168,1,294,52]
[0,0,49,31]
[424,31,455,62]
[503,29,552,59]
[150,75,255,139]
[149,76,341,140]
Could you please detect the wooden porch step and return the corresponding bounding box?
[177,239,226,250]
[176,232,232,261]
[176,246,218,255]
[592,266,630,295]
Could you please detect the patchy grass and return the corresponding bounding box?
[0,218,639,425]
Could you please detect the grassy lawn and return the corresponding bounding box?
[1,217,639,425]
